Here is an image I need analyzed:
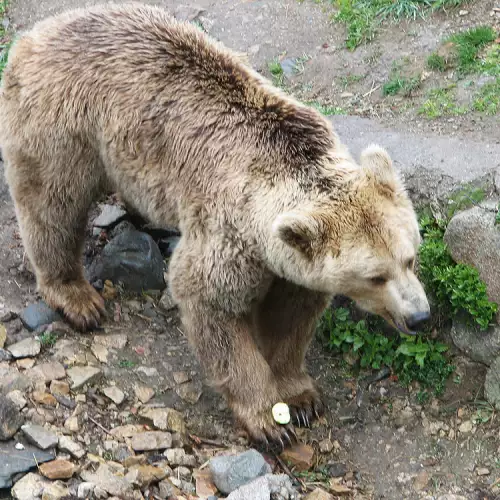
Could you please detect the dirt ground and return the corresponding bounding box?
[2,1,500,499]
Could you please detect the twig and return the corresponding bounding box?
[273,452,307,492]
[33,453,40,472]
[363,84,381,98]
[189,434,225,447]
[88,416,114,437]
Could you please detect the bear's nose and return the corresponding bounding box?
[405,311,431,330]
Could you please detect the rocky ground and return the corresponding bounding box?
[1,1,500,499]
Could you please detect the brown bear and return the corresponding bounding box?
[0,3,430,445]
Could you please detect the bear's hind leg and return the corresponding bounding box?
[5,150,105,331]
[256,277,331,427]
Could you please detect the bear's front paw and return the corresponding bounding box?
[286,389,326,428]
[234,405,298,450]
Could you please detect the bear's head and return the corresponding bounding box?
[271,144,430,335]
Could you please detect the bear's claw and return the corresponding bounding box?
[286,389,325,428]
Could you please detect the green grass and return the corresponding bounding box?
[427,53,446,72]
[449,26,497,75]
[118,359,136,369]
[39,331,58,348]
[383,75,421,96]
[418,85,467,118]
[472,77,500,115]
[268,59,285,88]
[333,0,467,50]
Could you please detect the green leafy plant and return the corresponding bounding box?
[118,359,136,369]
[320,307,454,395]
[418,213,497,330]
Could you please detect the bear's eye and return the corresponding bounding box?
[370,276,387,286]
[406,258,415,270]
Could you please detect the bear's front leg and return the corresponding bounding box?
[178,300,296,447]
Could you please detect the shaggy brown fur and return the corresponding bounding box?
[0,3,429,444]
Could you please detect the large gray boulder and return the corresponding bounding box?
[451,316,500,366]
[444,202,500,306]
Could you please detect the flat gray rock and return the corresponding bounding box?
[67,366,101,390]
[0,441,55,488]
[7,337,41,358]
[209,449,272,495]
[21,424,58,450]
[19,301,62,331]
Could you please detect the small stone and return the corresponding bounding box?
[158,478,181,498]
[227,474,295,500]
[22,424,58,450]
[326,462,347,478]
[134,385,155,403]
[209,449,271,495]
[305,488,334,500]
[64,416,79,433]
[8,337,41,358]
[28,361,66,383]
[139,407,186,433]
[413,470,429,491]
[125,464,167,487]
[93,333,128,349]
[58,435,85,459]
[20,302,62,331]
[91,342,109,363]
[194,469,218,497]
[39,459,76,479]
[0,394,24,440]
[175,382,202,404]
[67,366,101,389]
[94,204,127,228]
[110,424,146,439]
[169,476,196,494]
[476,467,490,476]
[103,386,125,405]
[280,443,315,472]
[6,390,27,410]
[77,482,96,499]
[459,420,473,433]
[173,371,190,385]
[165,448,197,467]
[329,482,351,496]
[41,481,70,500]
[32,391,57,407]
[11,473,48,500]
[0,348,12,361]
[131,431,172,451]
[80,463,134,498]
[159,288,177,311]
[319,438,333,453]
[50,380,70,396]
[101,280,117,300]
[459,9,468,15]
[16,358,35,370]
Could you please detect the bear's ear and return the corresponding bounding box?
[272,211,320,253]
[360,144,402,194]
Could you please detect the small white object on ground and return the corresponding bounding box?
[272,402,291,425]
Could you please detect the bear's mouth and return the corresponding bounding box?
[385,311,417,336]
